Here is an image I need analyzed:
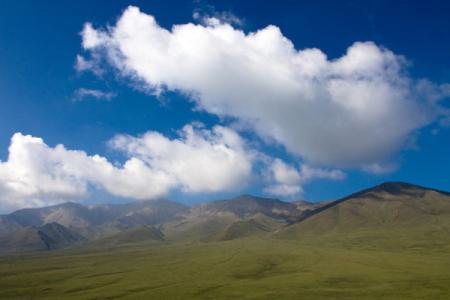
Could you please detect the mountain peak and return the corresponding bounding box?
[367,181,450,197]
[194,194,300,220]
[230,194,283,204]
[372,181,424,195]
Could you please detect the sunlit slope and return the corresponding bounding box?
[278,182,450,247]
[88,225,165,248]
[211,213,287,241]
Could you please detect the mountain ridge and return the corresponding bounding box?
[1,181,449,252]
[291,181,450,224]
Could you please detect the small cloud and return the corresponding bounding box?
[264,159,345,197]
[362,163,398,174]
[415,79,450,104]
[264,184,303,197]
[75,55,91,72]
[81,22,108,49]
[74,54,104,76]
[193,8,243,27]
[73,88,116,102]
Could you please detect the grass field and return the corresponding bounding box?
[1,234,450,300]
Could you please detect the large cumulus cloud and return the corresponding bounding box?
[78,6,448,168]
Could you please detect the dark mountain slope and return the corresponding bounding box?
[0,223,85,252]
[0,215,22,235]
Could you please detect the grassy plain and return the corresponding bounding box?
[1,234,450,300]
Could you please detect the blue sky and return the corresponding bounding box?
[0,0,449,211]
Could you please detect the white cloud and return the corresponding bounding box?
[0,125,253,211]
[81,23,108,49]
[73,88,116,101]
[0,133,173,211]
[264,159,345,197]
[109,123,253,193]
[264,184,302,197]
[0,127,344,210]
[263,159,303,196]
[79,6,448,169]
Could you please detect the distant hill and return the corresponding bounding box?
[0,199,188,239]
[162,195,311,242]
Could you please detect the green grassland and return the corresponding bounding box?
[1,234,450,300]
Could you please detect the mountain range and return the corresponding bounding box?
[1,182,450,253]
